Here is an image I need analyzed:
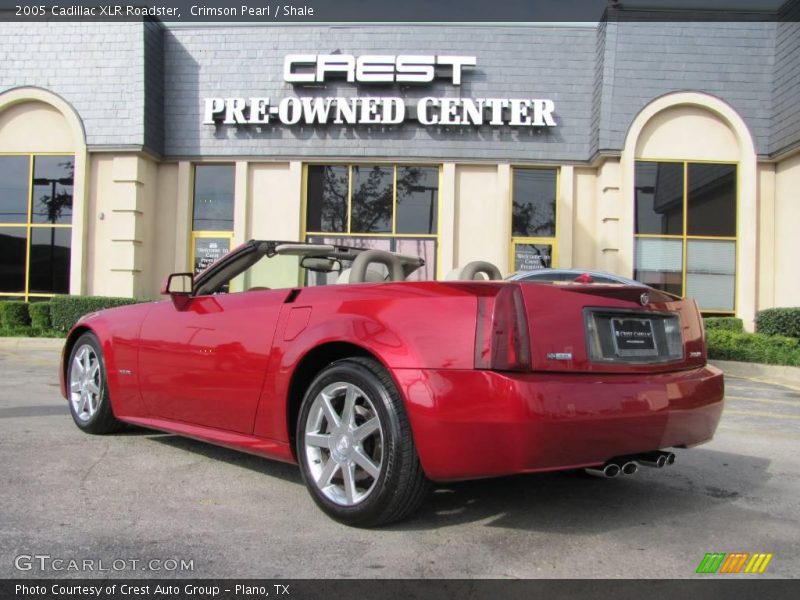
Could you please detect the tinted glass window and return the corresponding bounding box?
[635,162,683,235]
[686,239,735,311]
[28,227,71,294]
[512,169,556,238]
[351,166,392,234]
[396,167,438,234]
[193,165,235,231]
[514,243,552,270]
[0,156,30,224]
[0,227,27,292]
[306,165,348,233]
[31,156,73,225]
[634,238,683,296]
[193,237,231,275]
[687,163,736,237]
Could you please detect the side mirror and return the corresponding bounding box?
[161,273,193,296]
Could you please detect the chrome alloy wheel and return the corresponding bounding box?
[304,382,384,506]
[69,344,102,422]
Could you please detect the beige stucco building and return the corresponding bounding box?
[1,7,799,330]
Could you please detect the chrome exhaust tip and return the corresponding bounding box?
[637,452,667,468]
[664,452,676,465]
[621,461,639,475]
[585,463,621,478]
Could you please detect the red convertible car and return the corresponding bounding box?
[61,240,724,526]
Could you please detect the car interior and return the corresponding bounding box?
[189,239,520,296]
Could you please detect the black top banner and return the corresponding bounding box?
[0,0,797,23]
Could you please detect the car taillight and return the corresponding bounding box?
[475,285,531,371]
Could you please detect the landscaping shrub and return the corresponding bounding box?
[50,295,141,332]
[0,301,30,328]
[756,307,800,339]
[29,301,52,330]
[707,329,800,367]
[703,317,744,333]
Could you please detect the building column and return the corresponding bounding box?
[106,156,148,297]
[757,164,776,311]
[558,165,574,269]
[437,163,456,279]
[496,163,512,275]
[174,161,192,272]
[69,148,89,295]
[596,158,623,275]
[233,161,249,245]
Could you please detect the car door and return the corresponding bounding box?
[137,288,288,434]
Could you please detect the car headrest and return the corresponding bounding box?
[444,261,503,281]
[461,261,502,281]
[350,249,404,282]
[336,267,386,284]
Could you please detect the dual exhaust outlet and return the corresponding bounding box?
[584,451,676,478]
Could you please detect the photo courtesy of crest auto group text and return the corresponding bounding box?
[0,0,799,597]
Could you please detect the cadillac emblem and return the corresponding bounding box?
[640,292,650,306]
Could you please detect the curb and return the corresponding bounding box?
[710,359,800,389]
[0,337,65,350]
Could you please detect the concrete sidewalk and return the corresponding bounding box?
[710,360,800,390]
[0,336,64,350]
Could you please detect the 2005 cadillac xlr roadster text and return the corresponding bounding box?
[61,240,724,526]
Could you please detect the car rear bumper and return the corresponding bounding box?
[394,365,724,481]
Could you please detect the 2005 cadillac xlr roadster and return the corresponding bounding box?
[61,240,724,526]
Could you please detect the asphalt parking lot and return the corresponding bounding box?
[1,341,799,579]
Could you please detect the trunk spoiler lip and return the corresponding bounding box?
[543,283,681,304]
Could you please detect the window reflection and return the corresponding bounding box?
[306,165,348,233]
[635,162,683,235]
[687,163,736,237]
[0,227,27,293]
[512,169,556,238]
[633,161,738,311]
[28,227,71,294]
[351,166,392,234]
[0,156,30,224]
[396,167,438,235]
[193,165,235,231]
[32,156,74,225]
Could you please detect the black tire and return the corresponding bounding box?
[66,332,123,434]
[296,357,429,527]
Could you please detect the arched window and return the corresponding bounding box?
[623,94,757,319]
[0,92,83,300]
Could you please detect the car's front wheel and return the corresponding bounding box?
[67,332,122,434]
[296,357,429,527]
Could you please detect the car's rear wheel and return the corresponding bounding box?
[296,357,429,527]
[67,333,122,434]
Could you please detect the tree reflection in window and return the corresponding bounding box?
[512,169,556,238]
[32,156,74,225]
[306,165,348,233]
[396,167,438,235]
[351,166,392,233]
